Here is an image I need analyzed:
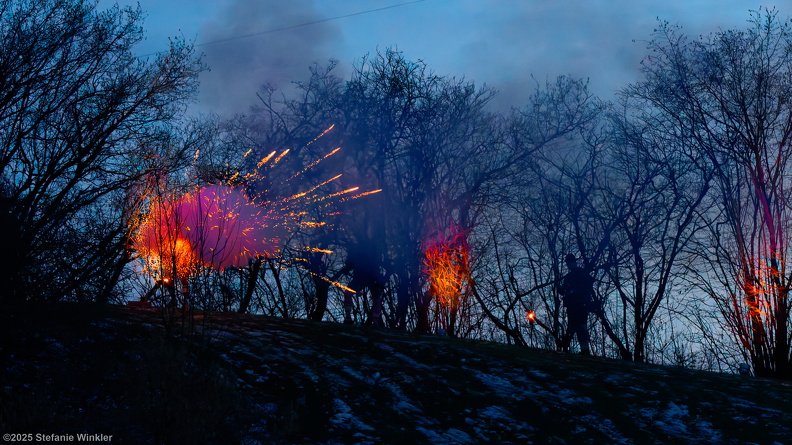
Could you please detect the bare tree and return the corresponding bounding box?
[598,102,712,362]
[0,0,202,302]
[627,8,792,378]
[471,76,608,351]
[239,50,504,332]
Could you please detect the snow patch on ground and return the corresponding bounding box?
[579,414,631,444]
[654,402,689,436]
[528,369,551,378]
[329,398,375,432]
[465,405,536,442]
[470,369,527,398]
[416,426,475,445]
[557,388,593,405]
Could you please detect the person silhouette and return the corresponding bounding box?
[558,253,593,355]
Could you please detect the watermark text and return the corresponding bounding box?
[3,433,113,442]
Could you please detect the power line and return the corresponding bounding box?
[199,0,425,47]
[140,0,425,57]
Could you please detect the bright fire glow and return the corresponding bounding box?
[135,185,283,277]
[424,225,471,308]
[134,196,201,280]
[133,126,380,290]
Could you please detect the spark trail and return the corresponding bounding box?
[134,126,379,287]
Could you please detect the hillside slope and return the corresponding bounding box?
[1,303,790,444]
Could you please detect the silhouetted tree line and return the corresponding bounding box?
[0,0,205,303]
[2,1,790,379]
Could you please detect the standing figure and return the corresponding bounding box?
[558,253,594,355]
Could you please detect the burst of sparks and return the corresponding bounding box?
[305,124,335,147]
[273,149,290,165]
[256,151,277,169]
[339,189,382,202]
[133,125,379,294]
[287,147,342,183]
[300,222,327,228]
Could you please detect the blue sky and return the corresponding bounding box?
[100,0,775,115]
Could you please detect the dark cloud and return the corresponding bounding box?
[196,0,344,116]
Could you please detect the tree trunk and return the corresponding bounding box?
[634,329,646,363]
[309,278,331,321]
[238,258,262,314]
[415,291,432,334]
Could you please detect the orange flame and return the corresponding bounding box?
[424,226,471,307]
[134,195,202,280]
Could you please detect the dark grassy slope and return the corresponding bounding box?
[1,303,790,444]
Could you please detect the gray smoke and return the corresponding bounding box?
[184,0,757,114]
[196,0,343,116]
[422,0,754,110]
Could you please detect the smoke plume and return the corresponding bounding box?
[197,0,343,116]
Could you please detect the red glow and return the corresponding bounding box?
[135,185,285,278]
[135,195,200,280]
[177,185,284,268]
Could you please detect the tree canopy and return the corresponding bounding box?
[5,2,792,380]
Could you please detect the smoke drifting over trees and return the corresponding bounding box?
[197,0,343,115]
[2,1,792,380]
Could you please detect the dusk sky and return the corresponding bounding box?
[102,0,777,115]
